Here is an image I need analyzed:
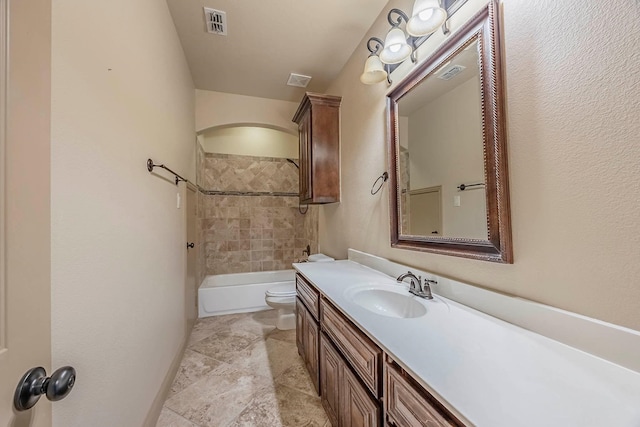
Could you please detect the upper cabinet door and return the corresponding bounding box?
[293,92,342,204]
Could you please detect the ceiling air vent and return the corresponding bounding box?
[287,73,312,88]
[204,8,227,36]
[437,64,466,81]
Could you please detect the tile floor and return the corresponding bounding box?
[156,310,330,427]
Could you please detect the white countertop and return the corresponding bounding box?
[294,260,640,427]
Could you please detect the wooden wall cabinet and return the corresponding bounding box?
[292,93,342,204]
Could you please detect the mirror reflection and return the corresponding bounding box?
[397,39,488,240]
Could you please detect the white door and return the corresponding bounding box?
[0,0,55,425]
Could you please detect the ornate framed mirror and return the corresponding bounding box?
[387,0,512,263]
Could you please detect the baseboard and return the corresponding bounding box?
[141,328,190,427]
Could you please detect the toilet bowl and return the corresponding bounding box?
[265,253,335,330]
[265,283,297,330]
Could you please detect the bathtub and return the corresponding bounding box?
[198,269,296,318]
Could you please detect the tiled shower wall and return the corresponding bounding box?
[196,152,318,279]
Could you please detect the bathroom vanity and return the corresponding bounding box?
[296,270,461,426]
[294,250,640,427]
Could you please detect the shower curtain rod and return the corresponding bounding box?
[200,190,298,197]
[147,158,192,186]
[147,158,299,198]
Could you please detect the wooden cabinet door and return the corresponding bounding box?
[321,299,381,397]
[320,335,342,427]
[341,363,380,427]
[305,309,320,394]
[298,109,312,202]
[296,297,305,357]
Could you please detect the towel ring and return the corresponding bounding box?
[371,172,389,195]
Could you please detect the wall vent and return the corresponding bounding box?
[437,64,466,80]
[204,8,227,36]
[287,73,312,88]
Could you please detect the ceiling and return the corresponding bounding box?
[399,41,480,116]
[165,0,390,102]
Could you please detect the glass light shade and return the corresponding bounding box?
[360,55,388,84]
[406,0,447,36]
[379,27,413,64]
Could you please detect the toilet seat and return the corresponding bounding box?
[266,283,296,297]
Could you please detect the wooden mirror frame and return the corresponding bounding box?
[387,0,512,263]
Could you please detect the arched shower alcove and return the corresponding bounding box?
[195,122,318,289]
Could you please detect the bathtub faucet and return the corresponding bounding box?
[302,245,311,257]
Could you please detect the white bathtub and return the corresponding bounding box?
[198,269,296,318]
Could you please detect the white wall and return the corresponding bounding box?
[406,76,486,238]
[50,0,195,426]
[200,126,298,158]
[321,0,640,330]
[196,89,299,133]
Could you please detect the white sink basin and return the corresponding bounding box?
[344,285,427,319]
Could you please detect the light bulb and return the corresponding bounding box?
[418,9,434,21]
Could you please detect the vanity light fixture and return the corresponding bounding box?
[360,0,453,85]
[406,0,447,36]
[360,37,391,85]
[379,9,416,65]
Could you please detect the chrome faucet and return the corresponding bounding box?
[396,271,435,300]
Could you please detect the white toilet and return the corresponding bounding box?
[265,253,334,330]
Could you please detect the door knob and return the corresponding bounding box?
[14,366,76,411]
[186,242,194,249]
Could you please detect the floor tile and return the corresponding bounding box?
[188,314,245,346]
[224,337,300,380]
[189,329,261,362]
[165,363,272,427]
[228,384,328,427]
[221,310,278,337]
[275,357,317,398]
[156,407,198,427]
[267,328,297,344]
[158,311,328,427]
[169,349,225,398]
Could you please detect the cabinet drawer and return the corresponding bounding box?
[385,362,461,427]
[321,299,381,397]
[296,274,319,320]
